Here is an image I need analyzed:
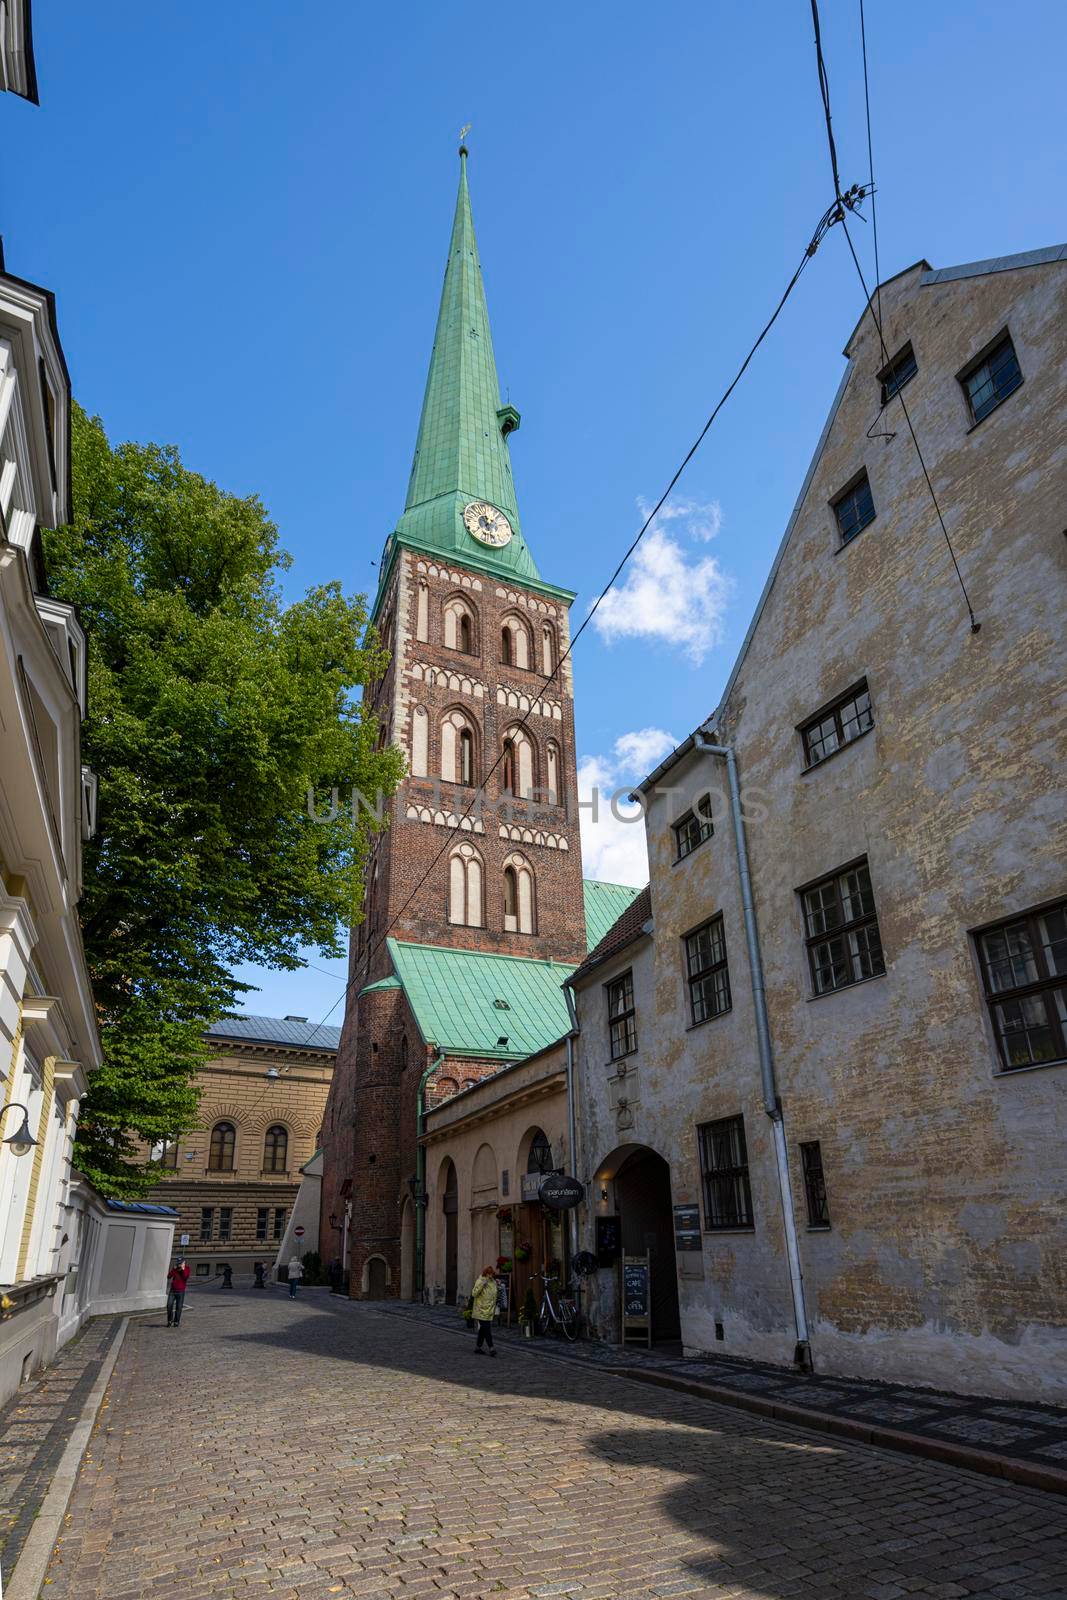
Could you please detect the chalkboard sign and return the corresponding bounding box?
[673,1203,701,1253]
[623,1260,648,1315]
[595,1214,621,1266]
[622,1252,651,1347]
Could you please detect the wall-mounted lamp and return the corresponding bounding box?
[0,1103,37,1158]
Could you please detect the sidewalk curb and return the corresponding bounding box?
[3,1316,129,1600]
[612,1366,1067,1498]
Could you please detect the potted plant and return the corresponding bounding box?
[495,1255,512,1274]
[495,1205,514,1225]
[513,1239,532,1263]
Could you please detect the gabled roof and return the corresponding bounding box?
[206,1014,342,1051]
[583,879,642,950]
[387,938,575,1060]
[636,241,1067,795]
[569,885,652,987]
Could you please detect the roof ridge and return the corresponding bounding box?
[387,936,576,972]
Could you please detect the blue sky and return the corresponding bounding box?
[5,1,1064,1021]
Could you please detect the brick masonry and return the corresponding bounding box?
[321,547,590,1298]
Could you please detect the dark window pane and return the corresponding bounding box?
[200,1208,213,1241]
[256,1208,268,1241]
[800,1141,831,1227]
[699,1116,753,1229]
[880,344,918,404]
[964,336,1022,422]
[834,474,876,544]
[802,858,885,995]
[674,796,714,859]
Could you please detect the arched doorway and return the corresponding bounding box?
[400,1197,415,1300]
[442,1159,458,1304]
[366,1256,388,1299]
[604,1144,681,1344]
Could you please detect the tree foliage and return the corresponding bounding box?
[43,406,403,1194]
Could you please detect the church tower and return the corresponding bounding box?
[320,149,627,1300]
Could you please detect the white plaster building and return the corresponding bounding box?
[0,249,105,1402]
[0,0,38,102]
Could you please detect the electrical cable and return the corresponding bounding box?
[809,0,980,634]
[300,192,853,1049]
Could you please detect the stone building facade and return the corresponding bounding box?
[319,148,637,1299]
[571,245,1067,1400]
[145,1014,337,1280]
[421,1040,570,1312]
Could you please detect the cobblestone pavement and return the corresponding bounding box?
[42,1290,1067,1600]
[0,1315,121,1574]
[377,1302,1067,1473]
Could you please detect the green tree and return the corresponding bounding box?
[43,405,403,1194]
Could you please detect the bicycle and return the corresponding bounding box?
[532,1269,579,1342]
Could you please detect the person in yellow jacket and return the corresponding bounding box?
[470,1265,499,1356]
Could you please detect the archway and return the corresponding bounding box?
[400,1196,415,1300]
[442,1159,459,1304]
[600,1143,681,1344]
[365,1255,388,1300]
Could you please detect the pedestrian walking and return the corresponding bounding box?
[287,1255,304,1298]
[166,1258,190,1326]
[470,1265,499,1356]
[253,1261,266,1288]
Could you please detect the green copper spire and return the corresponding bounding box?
[390,149,546,586]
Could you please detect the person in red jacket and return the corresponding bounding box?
[166,1259,190,1327]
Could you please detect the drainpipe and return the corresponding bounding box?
[692,733,811,1367]
[415,1047,445,1301]
[563,986,581,1260]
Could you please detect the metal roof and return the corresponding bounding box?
[387,938,575,1060]
[583,880,642,950]
[205,1014,342,1050]
[105,1198,179,1217]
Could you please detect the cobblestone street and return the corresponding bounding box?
[41,1292,1067,1600]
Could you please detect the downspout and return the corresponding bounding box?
[693,733,811,1366]
[563,985,581,1261]
[415,1046,445,1301]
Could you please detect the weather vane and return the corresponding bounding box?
[459,123,471,152]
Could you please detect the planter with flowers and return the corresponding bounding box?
[513,1240,532,1264]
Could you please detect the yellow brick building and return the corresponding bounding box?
[146,1015,338,1280]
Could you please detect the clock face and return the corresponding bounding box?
[463,500,513,548]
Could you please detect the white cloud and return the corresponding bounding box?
[577,727,677,888]
[613,726,679,773]
[591,498,733,665]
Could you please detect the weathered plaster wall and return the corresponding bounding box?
[630,256,1067,1397]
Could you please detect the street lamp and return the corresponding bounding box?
[0,1103,37,1158]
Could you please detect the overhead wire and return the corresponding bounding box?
[301,190,857,1047]
[809,0,980,633]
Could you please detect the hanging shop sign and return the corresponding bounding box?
[537,1173,584,1210]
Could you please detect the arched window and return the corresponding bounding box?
[501,726,534,798]
[527,1129,553,1174]
[443,596,476,654]
[542,623,556,677]
[263,1125,288,1173]
[449,842,483,927]
[415,581,429,643]
[411,706,429,777]
[500,614,530,669]
[209,1121,235,1172]
[546,740,561,806]
[503,853,535,934]
[441,709,477,785]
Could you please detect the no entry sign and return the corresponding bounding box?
[294,1225,306,1238]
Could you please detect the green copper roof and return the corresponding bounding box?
[583,880,643,951]
[388,152,547,588]
[382,881,641,1060]
[387,938,573,1060]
